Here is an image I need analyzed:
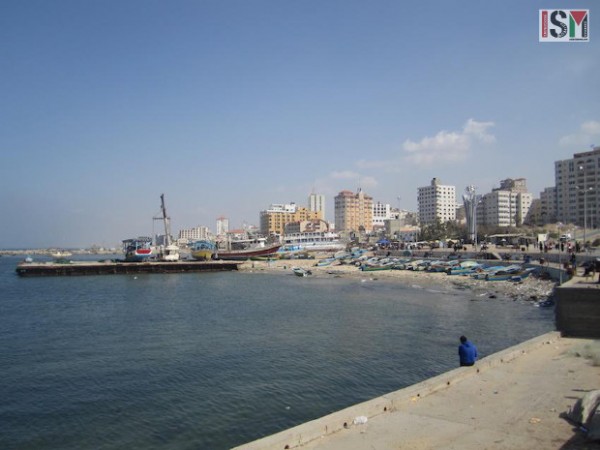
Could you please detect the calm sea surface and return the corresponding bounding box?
[0,255,554,449]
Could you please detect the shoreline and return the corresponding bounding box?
[238,256,557,304]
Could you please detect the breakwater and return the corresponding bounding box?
[15,259,240,276]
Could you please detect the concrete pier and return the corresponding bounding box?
[15,260,241,277]
[233,333,600,450]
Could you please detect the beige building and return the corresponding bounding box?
[260,203,322,236]
[334,189,374,233]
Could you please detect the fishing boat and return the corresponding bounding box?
[446,260,482,275]
[122,237,154,262]
[215,238,282,260]
[316,256,336,267]
[485,266,536,281]
[190,240,216,261]
[360,262,394,271]
[469,264,521,280]
[292,267,312,277]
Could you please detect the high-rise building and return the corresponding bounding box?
[372,201,392,229]
[260,203,322,236]
[539,187,557,224]
[334,189,374,233]
[417,178,456,225]
[308,193,325,219]
[216,217,229,237]
[477,178,533,227]
[555,146,600,228]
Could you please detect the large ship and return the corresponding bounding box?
[122,237,154,262]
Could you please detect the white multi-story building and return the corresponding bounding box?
[417,178,456,225]
[178,226,212,243]
[555,146,600,228]
[477,178,533,227]
[372,201,392,229]
[216,217,229,237]
[308,193,325,220]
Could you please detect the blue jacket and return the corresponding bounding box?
[459,341,478,364]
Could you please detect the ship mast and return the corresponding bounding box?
[160,193,171,247]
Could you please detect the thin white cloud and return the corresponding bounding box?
[402,119,495,166]
[559,120,600,147]
[311,171,378,198]
[330,170,360,180]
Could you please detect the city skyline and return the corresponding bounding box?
[1,1,598,248]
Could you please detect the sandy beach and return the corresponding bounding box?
[238,255,558,304]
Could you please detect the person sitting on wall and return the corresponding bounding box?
[458,335,478,367]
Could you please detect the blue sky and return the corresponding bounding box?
[1,1,598,248]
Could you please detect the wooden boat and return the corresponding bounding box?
[485,267,536,281]
[292,267,312,277]
[190,240,216,261]
[446,260,482,275]
[471,264,518,280]
[360,262,394,271]
[316,257,336,267]
[122,237,154,262]
[215,242,282,260]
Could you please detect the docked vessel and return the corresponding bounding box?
[282,231,345,252]
[122,237,154,262]
[215,237,281,260]
[190,240,216,261]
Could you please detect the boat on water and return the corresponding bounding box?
[122,237,153,262]
[292,267,312,277]
[190,240,216,261]
[215,237,282,260]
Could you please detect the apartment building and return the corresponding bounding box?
[334,189,374,233]
[372,201,392,230]
[216,216,229,237]
[308,193,325,220]
[555,146,600,228]
[417,178,456,225]
[477,178,533,227]
[178,226,212,243]
[259,203,322,236]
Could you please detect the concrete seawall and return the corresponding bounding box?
[233,332,600,449]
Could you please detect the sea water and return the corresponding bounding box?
[0,256,554,449]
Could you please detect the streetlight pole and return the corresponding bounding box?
[577,164,596,250]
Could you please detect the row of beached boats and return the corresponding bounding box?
[357,257,538,281]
